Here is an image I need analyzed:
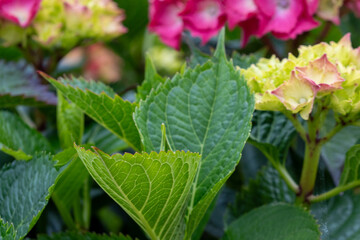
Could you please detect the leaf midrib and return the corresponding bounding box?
[187,66,219,217]
[94,152,159,240]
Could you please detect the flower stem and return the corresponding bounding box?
[309,180,360,203]
[275,164,299,193]
[283,112,307,141]
[296,140,322,204]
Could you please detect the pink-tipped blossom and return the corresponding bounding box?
[149,0,185,49]
[296,54,344,91]
[0,0,41,27]
[272,71,317,120]
[180,0,226,44]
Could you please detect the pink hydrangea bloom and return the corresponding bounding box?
[347,0,360,17]
[179,0,226,44]
[224,0,319,47]
[224,0,257,29]
[0,0,41,27]
[306,0,319,14]
[148,0,185,49]
[148,0,320,49]
[255,0,319,40]
[224,0,262,46]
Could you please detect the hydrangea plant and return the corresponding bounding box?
[3,0,360,239]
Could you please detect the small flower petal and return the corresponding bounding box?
[0,0,41,27]
[272,71,317,120]
[296,54,344,91]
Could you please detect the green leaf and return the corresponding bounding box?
[41,73,142,151]
[0,60,57,107]
[134,29,254,238]
[229,166,295,219]
[76,146,200,240]
[136,54,165,102]
[0,111,52,160]
[232,52,263,69]
[224,203,320,240]
[57,92,84,149]
[83,124,128,154]
[52,149,89,229]
[322,125,360,182]
[339,145,360,186]
[312,191,360,240]
[248,111,296,164]
[188,48,211,68]
[37,232,133,240]
[0,219,15,240]
[0,153,59,240]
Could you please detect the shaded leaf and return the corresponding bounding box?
[42,74,142,151]
[52,149,89,229]
[249,111,296,164]
[83,124,128,154]
[57,92,84,149]
[37,232,133,240]
[188,48,211,68]
[136,54,165,102]
[339,145,360,186]
[229,165,295,220]
[76,146,200,240]
[0,60,56,107]
[135,30,254,238]
[322,125,360,183]
[224,203,320,240]
[232,52,263,69]
[312,191,360,240]
[0,153,59,240]
[0,111,52,160]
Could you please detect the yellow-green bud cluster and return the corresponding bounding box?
[241,34,360,120]
[0,0,127,49]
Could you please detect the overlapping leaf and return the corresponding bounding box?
[136,54,165,102]
[83,124,128,154]
[57,92,84,149]
[135,30,254,238]
[312,191,360,240]
[224,203,320,240]
[42,74,141,151]
[230,166,295,219]
[249,111,296,164]
[76,146,200,240]
[0,153,59,240]
[232,52,263,69]
[0,111,52,160]
[339,145,360,186]
[52,148,89,229]
[321,122,360,182]
[0,60,56,107]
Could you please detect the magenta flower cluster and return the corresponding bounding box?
[149,0,320,49]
